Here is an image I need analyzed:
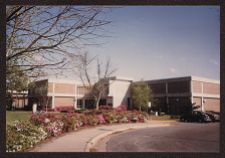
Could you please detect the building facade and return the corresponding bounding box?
[7,90,28,109]
[144,76,220,114]
[28,77,132,110]
[106,76,132,108]
[28,76,220,113]
[28,79,87,110]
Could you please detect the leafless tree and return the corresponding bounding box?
[76,52,116,110]
[6,6,112,79]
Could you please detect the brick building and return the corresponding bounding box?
[8,90,28,109]
[28,76,220,113]
[28,79,88,110]
[144,76,220,114]
[28,77,132,110]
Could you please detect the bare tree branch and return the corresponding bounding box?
[75,52,117,110]
[6,6,23,22]
[7,6,35,22]
[6,6,113,82]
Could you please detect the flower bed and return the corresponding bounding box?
[6,121,48,152]
[7,109,149,152]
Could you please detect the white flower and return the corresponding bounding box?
[44,118,50,123]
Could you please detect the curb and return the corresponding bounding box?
[148,120,178,123]
[84,123,171,152]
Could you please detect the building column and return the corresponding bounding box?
[166,82,168,104]
[190,80,193,104]
[82,99,85,109]
[165,82,169,114]
[52,82,55,109]
[74,84,77,109]
[74,98,77,109]
[201,82,205,112]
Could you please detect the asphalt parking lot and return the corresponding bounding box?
[93,122,219,152]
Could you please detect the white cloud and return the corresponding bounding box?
[169,67,176,73]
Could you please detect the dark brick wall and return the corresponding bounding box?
[168,81,190,93]
[168,97,191,115]
[149,83,166,94]
[147,79,191,115]
[145,77,219,115]
[153,97,167,112]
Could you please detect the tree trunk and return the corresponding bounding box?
[95,96,101,110]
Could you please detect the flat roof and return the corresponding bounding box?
[105,76,133,82]
[141,76,192,83]
[35,78,83,84]
[191,76,220,84]
[35,76,219,85]
[140,76,220,84]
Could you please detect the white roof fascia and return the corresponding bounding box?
[41,78,81,84]
[106,76,133,82]
[191,76,220,84]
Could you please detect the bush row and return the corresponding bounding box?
[7,109,149,152]
[6,121,47,152]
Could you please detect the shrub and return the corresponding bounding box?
[78,114,89,125]
[45,120,64,137]
[54,106,74,112]
[115,105,127,112]
[118,115,129,123]
[86,115,99,126]
[103,112,118,124]
[6,121,47,152]
[30,113,59,126]
[61,114,77,132]
[129,114,139,122]
[84,109,102,115]
[6,109,150,152]
[99,105,113,110]
[97,114,106,124]
[74,109,86,113]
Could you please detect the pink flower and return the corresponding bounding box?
[97,114,106,124]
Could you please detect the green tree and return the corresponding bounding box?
[6,65,29,92]
[6,65,30,110]
[131,81,153,111]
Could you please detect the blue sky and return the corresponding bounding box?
[64,6,220,81]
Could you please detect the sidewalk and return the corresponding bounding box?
[30,121,173,152]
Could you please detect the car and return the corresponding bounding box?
[206,112,220,122]
[180,111,212,123]
[205,113,216,122]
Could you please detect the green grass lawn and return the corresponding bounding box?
[6,111,32,125]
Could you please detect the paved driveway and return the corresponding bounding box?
[94,122,219,152]
[30,122,170,152]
